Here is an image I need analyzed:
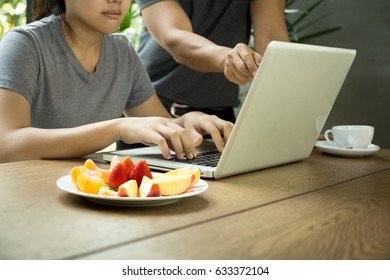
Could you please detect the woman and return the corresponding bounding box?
[0,0,233,163]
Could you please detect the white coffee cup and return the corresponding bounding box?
[324,125,374,149]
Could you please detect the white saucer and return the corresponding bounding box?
[315,141,380,157]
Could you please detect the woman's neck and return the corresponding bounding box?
[60,15,102,73]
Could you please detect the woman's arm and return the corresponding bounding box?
[0,89,233,163]
[0,88,122,162]
[0,90,186,162]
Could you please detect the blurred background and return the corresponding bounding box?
[291,0,390,149]
[1,0,388,148]
[0,0,26,38]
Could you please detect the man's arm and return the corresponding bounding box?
[140,0,229,73]
[140,0,263,84]
[250,0,290,55]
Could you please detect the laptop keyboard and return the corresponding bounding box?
[171,151,221,167]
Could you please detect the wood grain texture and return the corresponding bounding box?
[1,149,389,259]
[83,170,390,260]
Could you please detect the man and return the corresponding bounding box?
[137,0,289,122]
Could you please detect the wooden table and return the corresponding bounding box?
[1,148,390,260]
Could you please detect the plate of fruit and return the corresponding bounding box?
[56,156,207,206]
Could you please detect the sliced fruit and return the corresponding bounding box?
[99,186,118,197]
[118,180,139,197]
[84,159,98,170]
[153,173,195,196]
[70,166,88,189]
[91,169,110,184]
[77,172,106,195]
[110,155,120,170]
[82,158,111,183]
[159,167,201,185]
[139,178,162,197]
[108,162,128,189]
[122,156,135,174]
[130,160,153,187]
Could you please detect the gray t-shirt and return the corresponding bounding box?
[137,0,252,109]
[0,15,154,129]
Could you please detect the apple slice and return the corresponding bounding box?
[109,155,120,170]
[99,186,118,196]
[158,168,201,186]
[118,180,138,197]
[139,176,162,197]
[153,173,195,196]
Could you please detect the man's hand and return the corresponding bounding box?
[224,43,262,85]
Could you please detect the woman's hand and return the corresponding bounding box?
[172,111,234,154]
[122,95,234,160]
[117,116,197,160]
[118,113,233,160]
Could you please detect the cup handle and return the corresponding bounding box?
[324,129,334,142]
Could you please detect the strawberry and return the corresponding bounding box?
[122,156,135,175]
[129,160,153,187]
[107,162,128,189]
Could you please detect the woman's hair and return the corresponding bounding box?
[33,0,66,21]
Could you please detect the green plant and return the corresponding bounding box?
[116,0,142,47]
[285,0,341,42]
[0,0,26,39]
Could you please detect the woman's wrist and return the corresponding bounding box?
[118,117,134,143]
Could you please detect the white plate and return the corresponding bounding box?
[315,141,380,157]
[56,174,208,207]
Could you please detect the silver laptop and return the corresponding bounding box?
[103,41,356,179]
